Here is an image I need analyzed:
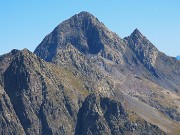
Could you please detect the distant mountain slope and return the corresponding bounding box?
[124,28,159,77]
[124,29,180,92]
[176,55,180,60]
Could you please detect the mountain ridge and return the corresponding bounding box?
[35,10,180,120]
[1,11,180,134]
[0,48,166,134]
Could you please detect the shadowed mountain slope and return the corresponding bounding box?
[1,49,88,134]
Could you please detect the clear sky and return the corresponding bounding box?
[0,0,180,57]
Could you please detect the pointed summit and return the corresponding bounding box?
[130,28,143,38]
[69,11,100,25]
[59,11,102,31]
[34,11,116,61]
[124,28,159,77]
[74,11,95,19]
[133,28,142,34]
[134,28,141,33]
[124,28,151,49]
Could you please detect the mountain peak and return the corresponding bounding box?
[76,11,94,18]
[131,28,143,38]
[21,48,30,53]
[68,11,101,26]
[124,28,159,77]
[34,11,110,59]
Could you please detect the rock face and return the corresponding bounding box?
[35,11,180,124]
[34,11,131,96]
[0,86,25,135]
[34,12,126,63]
[0,49,165,135]
[124,29,159,77]
[1,11,180,134]
[1,49,88,134]
[75,94,164,135]
[124,29,180,91]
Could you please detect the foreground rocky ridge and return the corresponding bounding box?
[1,11,180,134]
[0,49,165,134]
[1,49,87,134]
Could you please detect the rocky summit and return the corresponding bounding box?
[1,11,180,135]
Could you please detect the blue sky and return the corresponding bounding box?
[0,0,180,56]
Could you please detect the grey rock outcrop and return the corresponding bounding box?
[1,49,87,134]
[75,94,165,135]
